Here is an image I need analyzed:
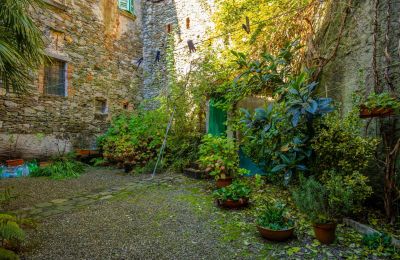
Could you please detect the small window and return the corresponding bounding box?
[118,0,134,13]
[95,99,108,114]
[186,17,190,29]
[44,59,67,96]
[166,24,172,33]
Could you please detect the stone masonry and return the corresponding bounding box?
[0,0,143,159]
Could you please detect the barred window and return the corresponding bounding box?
[44,59,67,96]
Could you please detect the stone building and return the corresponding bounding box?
[141,0,215,101]
[0,0,143,159]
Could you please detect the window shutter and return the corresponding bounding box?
[118,0,129,11]
[129,0,134,14]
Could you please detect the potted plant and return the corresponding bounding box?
[198,134,239,188]
[256,202,295,241]
[213,180,251,209]
[292,174,370,244]
[359,92,399,118]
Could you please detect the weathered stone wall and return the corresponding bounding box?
[317,0,400,110]
[141,0,215,103]
[0,0,143,159]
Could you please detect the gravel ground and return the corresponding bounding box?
[0,167,137,211]
[21,180,242,260]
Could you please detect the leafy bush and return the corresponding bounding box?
[257,202,294,231]
[198,134,239,179]
[312,111,379,176]
[362,232,394,250]
[30,160,85,179]
[213,180,251,201]
[324,171,372,214]
[167,132,202,171]
[98,110,168,166]
[240,71,333,184]
[292,174,372,224]
[362,92,400,110]
[292,177,331,223]
[0,248,18,260]
[0,214,25,259]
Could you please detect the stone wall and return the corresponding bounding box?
[317,0,400,110]
[141,0,215,103]
[0,0,143,159]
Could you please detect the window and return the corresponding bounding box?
[44,59,67,96]
[186,17,190,29]
[118,0,134,13]
[95,98,108,114]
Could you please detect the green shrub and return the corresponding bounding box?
[198,134,239,179]
[325,171,372,214]
[0,248,18,260]
[166,132,202,171]
[312,111,379,176]
[292,177,331,224]
[98,110,168,166]
[30,160,85,179]
[0,214,25,258]
[257,202,294,231]
[362,232,393,250]
[213,180,251,201]
[362,92,400,110]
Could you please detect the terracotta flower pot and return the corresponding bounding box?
[6,159,24,167]
[39,161,50,167]
[313,223,337,245]
[359,106,394,118]
[257,225,294,242]
[217,198,248,209]
[76,149,91,156]
[216,177,233,188]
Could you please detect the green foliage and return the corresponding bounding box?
[215,42,301,110]
[198,134,239,179]
[325,171,372,214]
[257,202,294,230]
[239,54,333,184]
[311,111,379,176]
[166,132,202,171]
[0,214,25,249]
[0,248,18,260]
[362,232,391,249]
[292,177,331,224]
[213,180,252,201]
[293,174,372,224]
[0,0,46,92]
[30,159,85,179]
[98,110,168,166]
[362,232,399,257]
[361,92,400,110]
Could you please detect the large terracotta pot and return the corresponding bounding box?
[6,159,24,167]
[313,223,337,244]
[217,198,248,209]
[216,177,233,188]
[257,225,294,242]
[359,106,394,118]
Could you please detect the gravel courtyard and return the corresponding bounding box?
[0,167,387,259]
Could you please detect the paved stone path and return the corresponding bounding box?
[14,175,188,220]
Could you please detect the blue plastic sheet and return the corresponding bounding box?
[0,164,30,179]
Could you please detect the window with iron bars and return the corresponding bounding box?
[44,59,67,96]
